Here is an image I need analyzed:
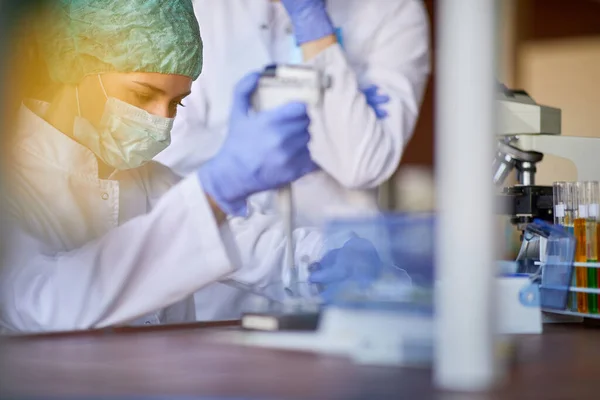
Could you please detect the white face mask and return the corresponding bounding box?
[73,75,174,170]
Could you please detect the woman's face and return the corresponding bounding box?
[76,72,192,127]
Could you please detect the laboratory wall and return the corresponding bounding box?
[509,0,600,184]
[390,0,600,210]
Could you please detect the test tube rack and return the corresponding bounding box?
[540,261,600,319]
[546,181,600,318]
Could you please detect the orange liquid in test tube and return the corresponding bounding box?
[575,218,588,313]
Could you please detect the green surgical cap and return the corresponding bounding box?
[37,0,203,84]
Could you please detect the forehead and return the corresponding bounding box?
[103,72,192,96]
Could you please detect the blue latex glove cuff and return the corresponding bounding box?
[197,162,248,217]
[288,4,335,46]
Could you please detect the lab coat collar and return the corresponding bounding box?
[15,99,102,178]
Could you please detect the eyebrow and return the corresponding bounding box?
[132,81,192,99]
[133,81,166,95]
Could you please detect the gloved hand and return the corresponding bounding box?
[308,237,384,303]
[199,72,318,216]
[362,85,391,120]
[280,0,335,46]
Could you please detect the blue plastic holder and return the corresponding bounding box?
[518,219,576,310]
[323,213,435,288]
[322,213,435,313]
[321,215,575,313]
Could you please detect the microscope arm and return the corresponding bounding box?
[516,135,600,182]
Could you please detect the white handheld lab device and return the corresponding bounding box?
[252,65,332,295]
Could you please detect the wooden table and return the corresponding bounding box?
[0,322,598,399]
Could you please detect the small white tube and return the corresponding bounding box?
[434,0,501,391]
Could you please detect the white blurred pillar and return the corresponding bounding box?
[434,0,500,392]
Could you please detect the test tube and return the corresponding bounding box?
[564,183,578,311]
[575,182,589,313]
[587,182,600,314]
[565,182,576,233]
[596,201,600,311]
[553,182,568,226]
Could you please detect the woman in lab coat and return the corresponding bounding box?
[0,0,334,333]
[154,0,431,319]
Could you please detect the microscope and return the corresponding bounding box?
[496,84,600,228]
[494,84,600,274]
[494,87,561,232]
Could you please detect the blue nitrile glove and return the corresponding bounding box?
[280,0,336,46]
[198,72,319,216]
[362,84,391,120]
[308,237,384,303]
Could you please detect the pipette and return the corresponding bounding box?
[251,64,331,296]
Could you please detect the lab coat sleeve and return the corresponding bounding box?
[307,0,431,189]
[144,164,323,301]
[0,175,237,333]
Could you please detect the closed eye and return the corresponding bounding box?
[132,91,153,105]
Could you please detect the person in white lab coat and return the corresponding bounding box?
[154,0,431,319]
[156,0,431,221]
[0,0,368,333]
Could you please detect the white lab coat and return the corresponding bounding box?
[0,101,323,333]
[155,0,431,225]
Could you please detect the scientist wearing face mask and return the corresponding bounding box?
[0,0,377,333]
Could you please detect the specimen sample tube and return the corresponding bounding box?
[553,182,567,226]
[565,182,578,311]
[565,182,576,233]
[575,182,589,314]
[588,182,600,314]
